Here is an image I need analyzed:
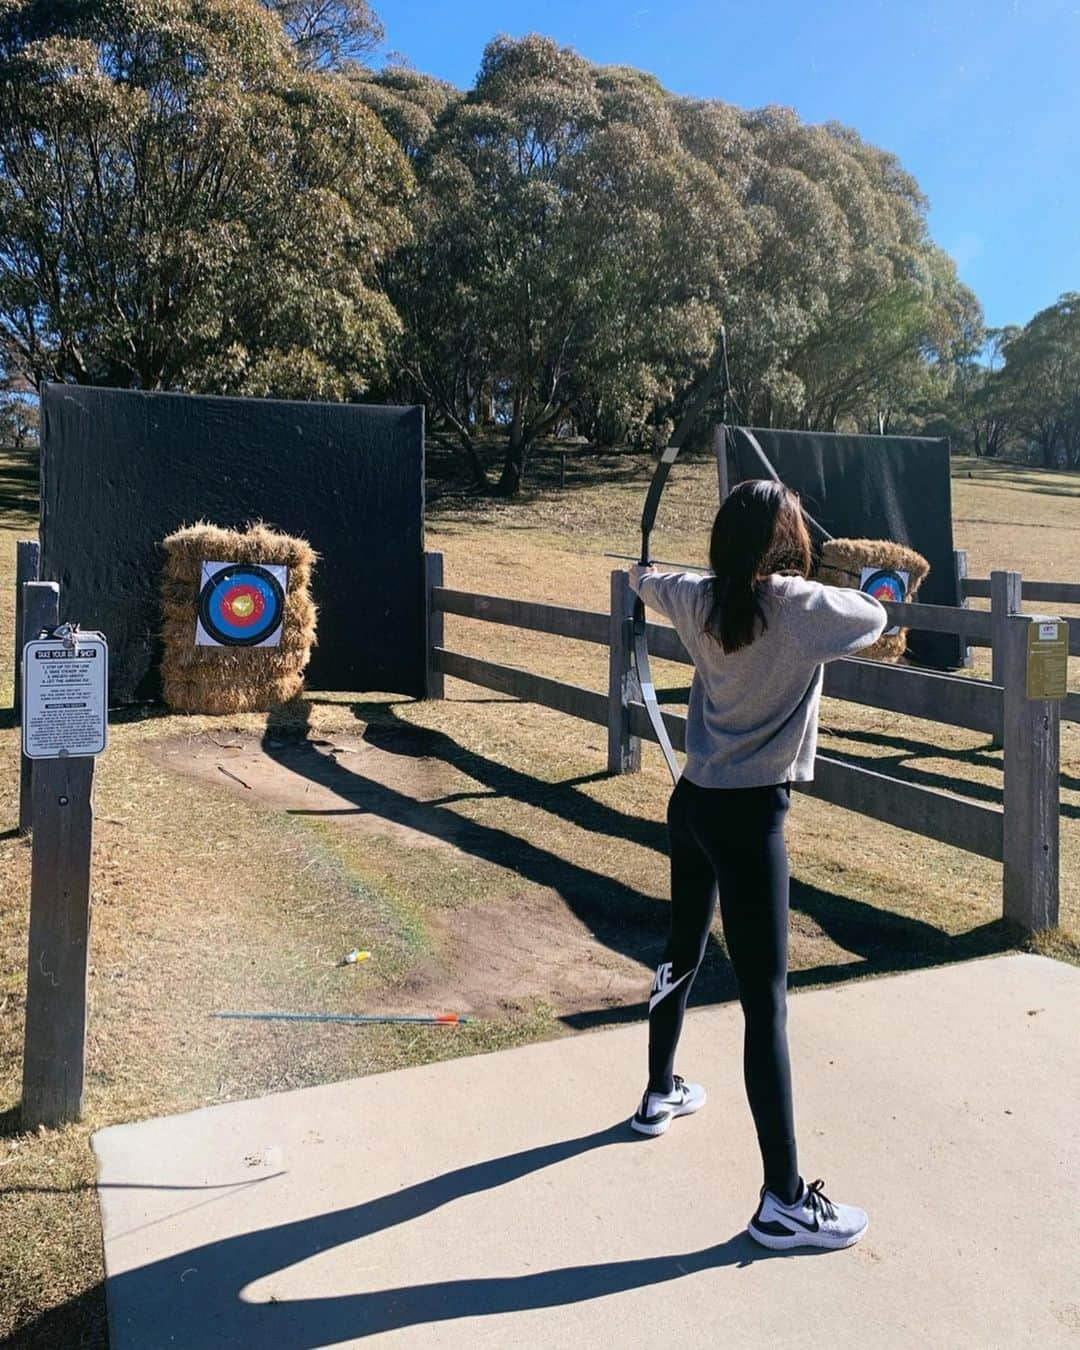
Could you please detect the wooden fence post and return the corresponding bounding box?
[21,751,96,1128]
[19,581,59,835]
[13,539,40,714]
[425,551,445,699]
[1000,612,1060,933]
[607,569,641,774]
[953,549,973,669]
[990,568,1022,686]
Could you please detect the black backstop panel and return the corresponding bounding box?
[727,427,962,668]
[40,385,426,702]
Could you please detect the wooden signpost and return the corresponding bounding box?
[19,587,108,1130]
[1001,613,1066,933]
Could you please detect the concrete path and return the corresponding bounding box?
[93,954,1080,1349]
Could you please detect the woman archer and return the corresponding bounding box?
[628,478,887,1251]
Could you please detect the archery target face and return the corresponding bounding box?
[195,562,287,647]
[860,566,909,637]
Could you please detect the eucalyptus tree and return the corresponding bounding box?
[673,99,980,433]
[261,0,383,71]
[989,295,1080,467]
[369,35,751,492]
[0,356,37,448]
[949,327,1014,458]
[350,64,458,161]
[0,0,412,399]
[349,65,492,480]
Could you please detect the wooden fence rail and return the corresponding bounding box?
[881,599,993,641]
[433,587,609,645]
[963,577,1080,606]
[433,649,609,726]
[427,555,1070,933]
[963,571,1080,658]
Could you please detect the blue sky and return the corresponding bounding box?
[376,1,1079,331]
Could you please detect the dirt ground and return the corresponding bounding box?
[1,444,1078,1345]
[148,727,649,1019]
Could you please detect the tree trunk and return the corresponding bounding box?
[451,424,491,491]
[497,391,528,495]
[497,426,526,495]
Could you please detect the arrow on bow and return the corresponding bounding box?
[630,327,731,783]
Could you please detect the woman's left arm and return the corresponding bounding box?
[629,567,709,627]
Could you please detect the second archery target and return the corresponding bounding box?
[816,537,929,663]
[859,567,909,606]
[859,566,909,636]
[196,562,287,647]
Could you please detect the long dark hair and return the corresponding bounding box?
[707,479,813,653]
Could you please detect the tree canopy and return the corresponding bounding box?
[359,37,750,490]
[358,35,984,488]
[0,0,411,399]
[5,11,1067,483]
[982,295,1080,467]
[261,0,382,71]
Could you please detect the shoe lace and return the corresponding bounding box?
[804,1179,838,1222]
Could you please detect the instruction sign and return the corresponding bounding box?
[1025,618,1069,700]
[22,635,108,759]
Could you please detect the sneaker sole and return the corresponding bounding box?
[747,1217,868,1251]
[629,1091,706,1137]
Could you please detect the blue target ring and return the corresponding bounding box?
[198,564,285,646]
[860,569,907,605]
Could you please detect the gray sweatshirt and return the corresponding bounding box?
[633,571,888,788]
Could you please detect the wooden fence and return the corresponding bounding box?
[426,554,1073,934]
[958,568,1080,726]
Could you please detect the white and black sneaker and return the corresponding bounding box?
[748,1178,868,1251]
[630,1075,706,1136]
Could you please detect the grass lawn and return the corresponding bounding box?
[1,442,1078,1345]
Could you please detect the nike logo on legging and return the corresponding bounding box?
[649,967,691,1011]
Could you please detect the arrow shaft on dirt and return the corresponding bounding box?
[214,1011,471,1026]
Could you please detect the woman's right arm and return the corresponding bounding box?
[794,579,888,664]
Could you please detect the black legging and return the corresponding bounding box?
[648,777,798,1203]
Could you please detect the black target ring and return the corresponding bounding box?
[198,563,286,647]
[860,568,908,605]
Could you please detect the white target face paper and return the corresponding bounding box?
[859,566,909,637]
[195,561,288,648]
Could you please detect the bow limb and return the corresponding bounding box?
[631,592,681,784]
[631,442,683,784]
[627,326,731,784]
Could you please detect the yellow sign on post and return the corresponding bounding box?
[1026,618,1069,700]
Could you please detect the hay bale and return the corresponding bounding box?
[815,537,930,663]
[160,522,317,713]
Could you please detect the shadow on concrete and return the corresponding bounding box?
[14,1121,816,1347]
